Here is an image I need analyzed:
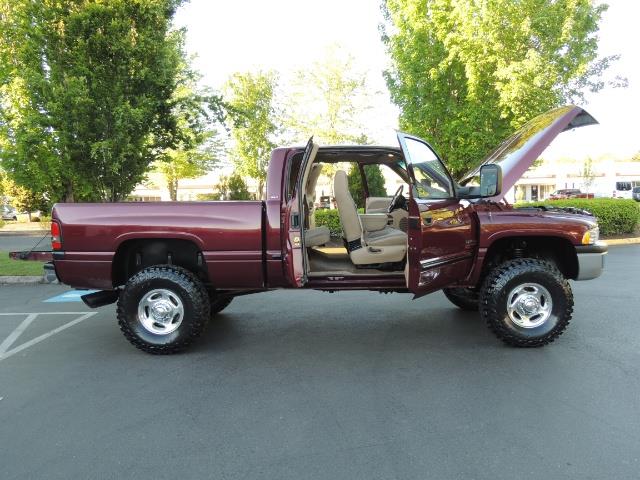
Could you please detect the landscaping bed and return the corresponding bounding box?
[516,198,640,236]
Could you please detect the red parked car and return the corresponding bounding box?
[48,105,607,354]
[549,189,594,200]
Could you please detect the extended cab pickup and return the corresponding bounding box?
[51,105,607,354]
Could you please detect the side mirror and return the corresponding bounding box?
[479,164,502,198]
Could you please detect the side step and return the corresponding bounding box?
[81,290,119,308]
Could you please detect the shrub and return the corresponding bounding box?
[315,209,342,237]
[0,219,4,229]
[516,198,640,236]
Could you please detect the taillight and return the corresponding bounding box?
[51,221,62,250]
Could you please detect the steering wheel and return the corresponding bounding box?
[387,185,407,213]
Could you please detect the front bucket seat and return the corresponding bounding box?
[333,170,406,265]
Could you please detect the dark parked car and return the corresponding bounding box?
[633,186,640,202]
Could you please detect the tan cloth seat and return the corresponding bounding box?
[306,164,324,228]
[305,226,330,247]
[365,226,407,246]
[333,170,407,265]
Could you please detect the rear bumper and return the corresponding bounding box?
[575,241,607,281]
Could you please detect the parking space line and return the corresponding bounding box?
[0,312,97,363]
[0,312,92,316]
[0,313,38,355]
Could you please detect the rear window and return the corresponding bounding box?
[633,186,640,193]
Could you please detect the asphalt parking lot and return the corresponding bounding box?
[0,245,639,479]
[0,233,51,253]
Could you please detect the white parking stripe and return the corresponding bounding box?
[0,312,97,363]
[0,313,38,354]
[0,312,92,316]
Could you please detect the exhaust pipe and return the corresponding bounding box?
[81,290,119,308]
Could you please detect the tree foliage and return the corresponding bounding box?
[212,173,252,201]
[0,0,188,202]
[285,45,372,146]
[1,174,48,219]
[382,0,618,177]
[581,157,595,193]
[347,164,387,208]
[224,71,278,199]
[153,62,222,201]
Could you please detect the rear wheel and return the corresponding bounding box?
[443,287,479,311]
[117,265,210,354]
[480,258,573,347]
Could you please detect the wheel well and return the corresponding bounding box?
[112,239,209,287]
[483,236,578,280]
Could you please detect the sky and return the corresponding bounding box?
[174,0,640,162]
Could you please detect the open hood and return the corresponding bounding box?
[459,105,598,199]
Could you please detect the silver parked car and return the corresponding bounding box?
[1,204,17,221]
[633,186,640,202]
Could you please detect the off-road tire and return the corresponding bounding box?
[117,265,210,354]
[480,258,573,347]
[443,287,479,311]
[210,295,233,316]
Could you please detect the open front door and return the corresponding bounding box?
[284,137,319,287]
[397,133,476,298]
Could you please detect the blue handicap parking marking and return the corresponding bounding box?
[44,290,98,303]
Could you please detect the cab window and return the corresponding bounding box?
[403,138,452,199]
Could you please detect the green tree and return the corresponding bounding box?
[0,0,189,202]
[284,45,372,146]
[382,0,619,177]
[581,157,595,193]
[153,62,223,201]
[347,164,387,209]
[213,173,252,201]
[2,176,48,220]
[224,71,278,199]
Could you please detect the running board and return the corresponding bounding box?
[81,290,119,308]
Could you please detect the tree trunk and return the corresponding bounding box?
[169,179,178,201]
[64,182,75,202]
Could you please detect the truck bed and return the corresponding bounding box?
[52,201,265,289]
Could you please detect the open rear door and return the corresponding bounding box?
[283,137,319,287]
[397,133,476,298]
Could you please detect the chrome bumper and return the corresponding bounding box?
[575,241,608,281]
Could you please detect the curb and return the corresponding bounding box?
[603,237,640,245]
[0,230,49,237]
[0,276,43,284]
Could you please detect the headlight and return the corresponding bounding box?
[582,226,599,245]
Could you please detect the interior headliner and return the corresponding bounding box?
[315,146,404,165]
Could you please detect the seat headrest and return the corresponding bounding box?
[306,164,323,198]
[334,170,348,193]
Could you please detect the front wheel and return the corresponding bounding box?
[117,265,210,354]
[480,258,573,347]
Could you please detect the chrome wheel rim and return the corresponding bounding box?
[137,289,184,335]
[506,283,553,329]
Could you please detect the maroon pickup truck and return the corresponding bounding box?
[50,105,607,354]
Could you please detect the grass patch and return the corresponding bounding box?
[0,251,45,276]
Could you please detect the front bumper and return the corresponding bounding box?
[575,241,607,280]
